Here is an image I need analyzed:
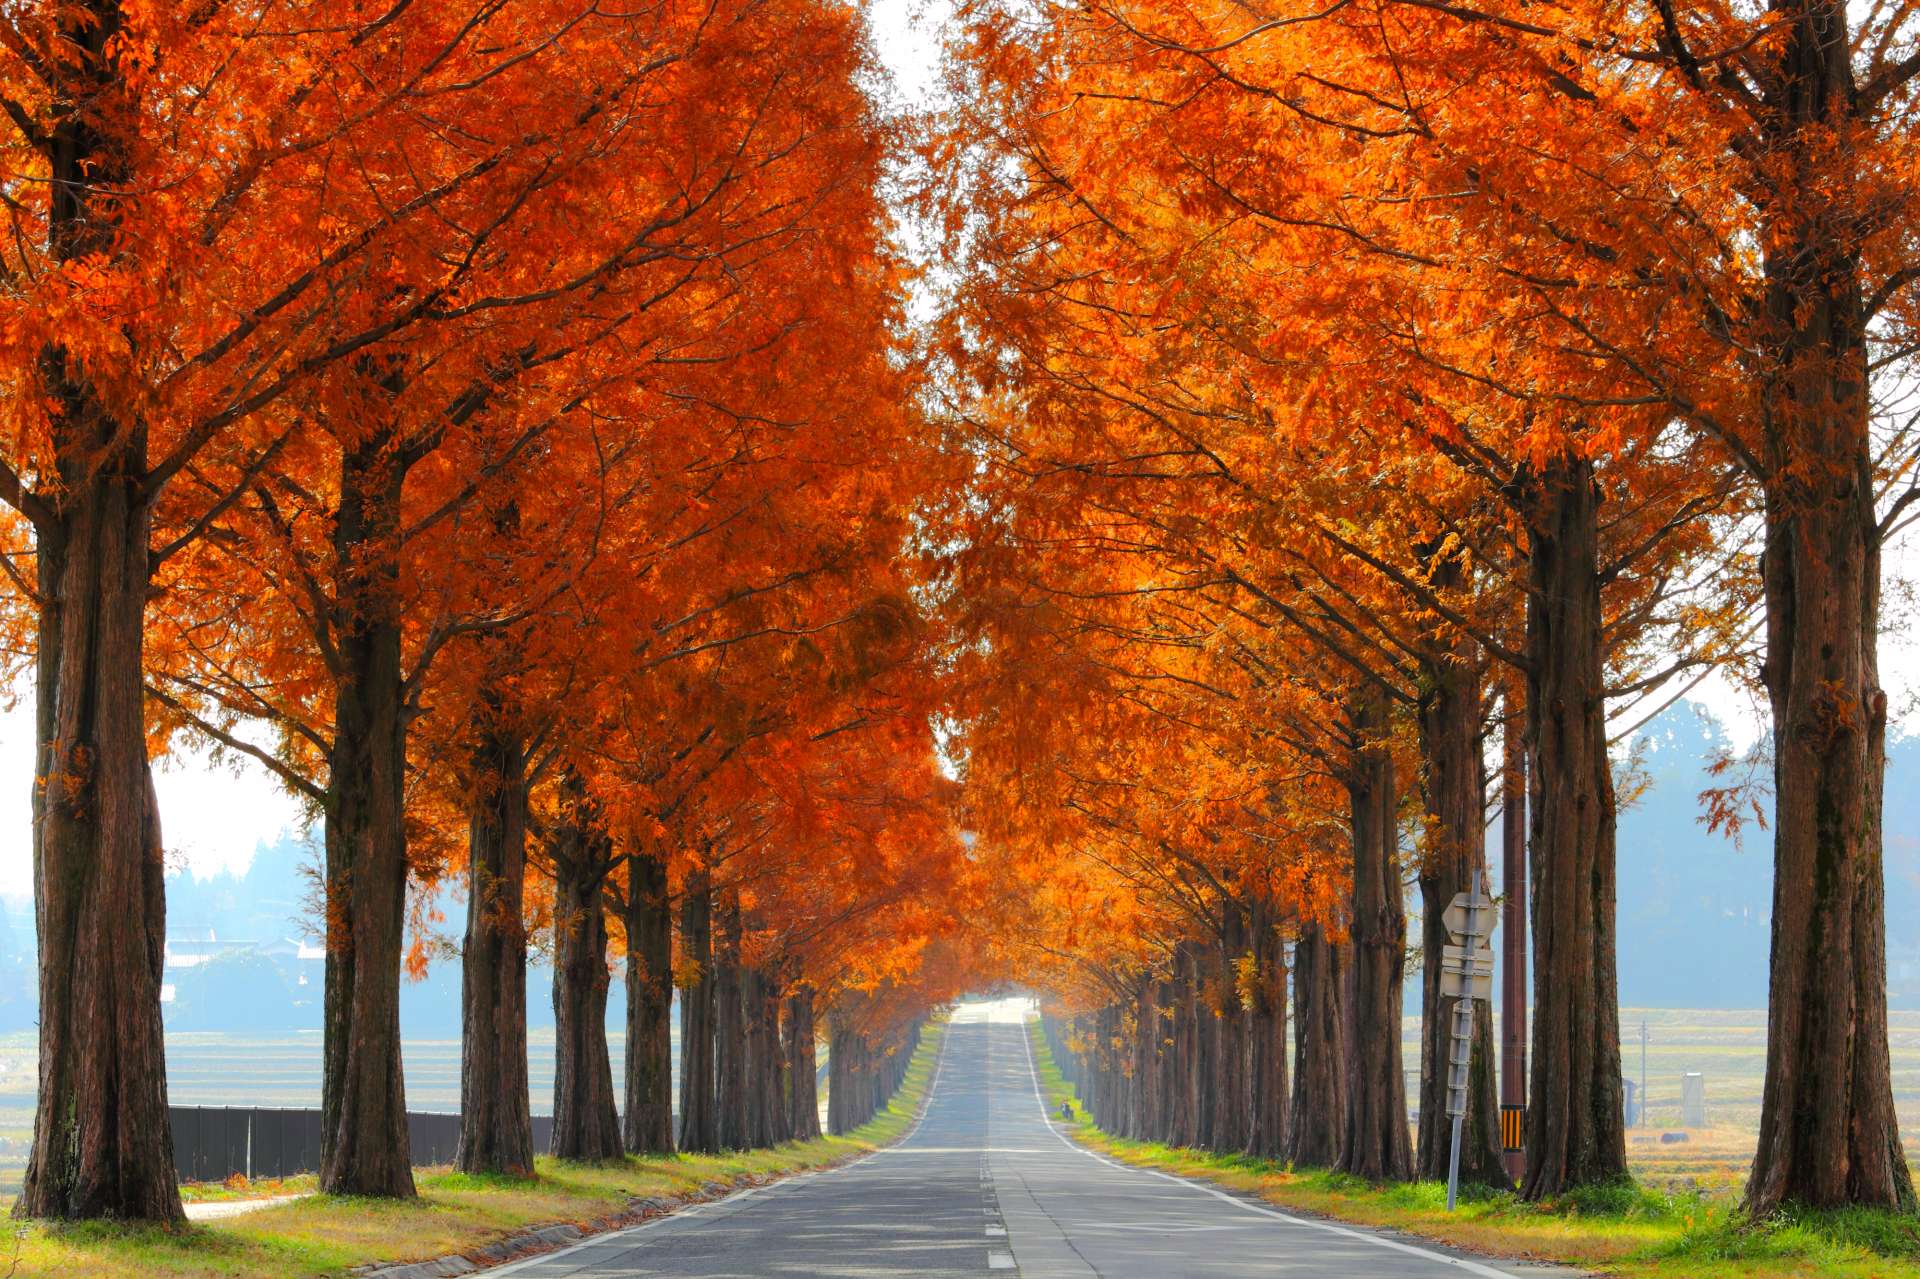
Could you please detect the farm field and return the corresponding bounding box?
[1396,1007,1920,1193]
[0,1028,680,1200]
[7,1006,1919,1202]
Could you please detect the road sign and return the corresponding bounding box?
[1441,942,1494,973]
[1443,892,1495,942]
[1444,871,1491,1213]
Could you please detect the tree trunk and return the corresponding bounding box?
[1288,923,1347,1168]
[624,843,674,1155]
[828,1020,857,1134]
[1414,628,1508,1187]
[742,968,769,1147]
[15,0,182,1224]
[1338,688,1413,1182]
[1747,87,1912,1208]
[1245,899,1289,1160]
[457,717,533,1176]
[549,792,621,1163]
[1129,977,1162,1142]
[715,899,747,1148]
[678,868,718,1152]
[320,437,415,1198]
[1167,945,1201,1148]
[785,988,822,1141]
[1519,456,1626,1198]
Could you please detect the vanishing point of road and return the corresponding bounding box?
[481,999,1577,1279]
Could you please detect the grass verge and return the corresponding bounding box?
[3,1019,944,1279]
[1025,1018,1920,1278]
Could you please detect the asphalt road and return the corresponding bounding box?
[483,999,1571,1278]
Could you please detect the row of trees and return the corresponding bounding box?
[0,0,967,1222]
[933,0,1920,1217]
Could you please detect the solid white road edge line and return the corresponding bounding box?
[481,1021,955,1277]
[1016,1015,1519,1279]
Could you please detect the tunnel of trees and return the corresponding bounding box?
[4,0,1920,1228]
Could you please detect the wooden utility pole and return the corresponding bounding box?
[1500,714,1528,1182]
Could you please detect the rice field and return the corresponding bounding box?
[0,1028,674,1199]
[1400,1007,1920,1194]
[6,1006,1918,1201]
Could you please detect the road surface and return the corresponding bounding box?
[484,999,1573,1278]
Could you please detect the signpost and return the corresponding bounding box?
[1441,870,1494,1211]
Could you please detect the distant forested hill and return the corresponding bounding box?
[1611,703,1920,1009]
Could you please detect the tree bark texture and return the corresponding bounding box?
[1338,690,1413,1182]
[1519,456,1627,1199]
[549,792,621,1162]
[624,843,675,1156]
[1287,923,1347,1168]
[16,0,182,1224]
[1414,626,1508,1188]
[1747,52,1912,1203]
[320,436,415,1198]
[457,717,533,1176]
[678,868,718,1153]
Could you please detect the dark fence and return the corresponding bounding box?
[169,1107,558,1183]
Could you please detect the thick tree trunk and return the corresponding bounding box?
[715,899,747,1149]
[1129,977,1163,1142]
[785,988,822,1142]
[1167,945,1202,1148]
[1519,456,1626,1198]
[21,505,179,1220]
[749,972,788,1146]
[1209,907,1249,1155]
[549,793,621,1163]
[1747,114,1912,1210]
[624,843,674,1155]
[678,869,718,1152]
[828,1020,858,1134]
[1245,899,1289,1160]
[1288,923,1347,1168]
[320,439,415,1198]
[457,718,533,1176]
[15,0,182,1224]
[1338,689,1413,1182]
[1414,632,1508,1187]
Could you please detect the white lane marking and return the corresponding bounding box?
[481,1026,955,1275]
[987,1225,1008,1236]
[988,1250,1018,1269]
[1015,1017,1519,1279]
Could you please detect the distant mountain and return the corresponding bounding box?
[0,833,622,1035]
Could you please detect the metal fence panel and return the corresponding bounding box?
[168,1105,550,1183]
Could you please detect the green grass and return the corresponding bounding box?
[3,1020,940,1279]
[1028,1017,1920,1278]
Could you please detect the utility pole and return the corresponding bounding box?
[1640,1020,1649,1129]
[1500,726,1527,1182]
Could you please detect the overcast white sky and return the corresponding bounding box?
[0,1,1913,900]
